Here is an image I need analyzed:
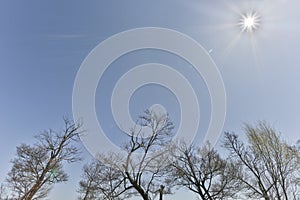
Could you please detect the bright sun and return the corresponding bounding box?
[244,16,255,27]
[240,12,260,32]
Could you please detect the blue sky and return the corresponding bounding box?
[1,0,300,199]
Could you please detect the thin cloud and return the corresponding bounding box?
[47,34,86,39]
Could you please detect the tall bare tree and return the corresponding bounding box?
[223,122,300,200]
[6,118,82,200]
[78,110,174,200]
[169,141,237,200]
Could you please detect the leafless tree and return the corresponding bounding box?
[223,122,300,200]
[78,110,174,200]
[6,118,82,200]
[78,159,129,200]
[169,141,238,200]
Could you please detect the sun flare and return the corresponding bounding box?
[240,12,260,32]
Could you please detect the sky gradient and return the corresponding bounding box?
[1,0,300,199]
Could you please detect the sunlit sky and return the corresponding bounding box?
[1,0,300,199]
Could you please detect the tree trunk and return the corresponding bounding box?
[159,185,164,200]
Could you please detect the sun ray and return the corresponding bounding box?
[248,34,265,87]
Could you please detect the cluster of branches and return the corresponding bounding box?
[77,115,300,200]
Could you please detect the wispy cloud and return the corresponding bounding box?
[46,34,107,42]
[47,34,86,39]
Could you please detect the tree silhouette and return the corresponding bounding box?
[78,110,174,200]
[169,141,237,200]
[6,118,82,200]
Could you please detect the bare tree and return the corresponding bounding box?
[78,159,129,200]
[169,141,237,200]
[223,122,300,200]
[6,118,82,200]
[78,110,174,200]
